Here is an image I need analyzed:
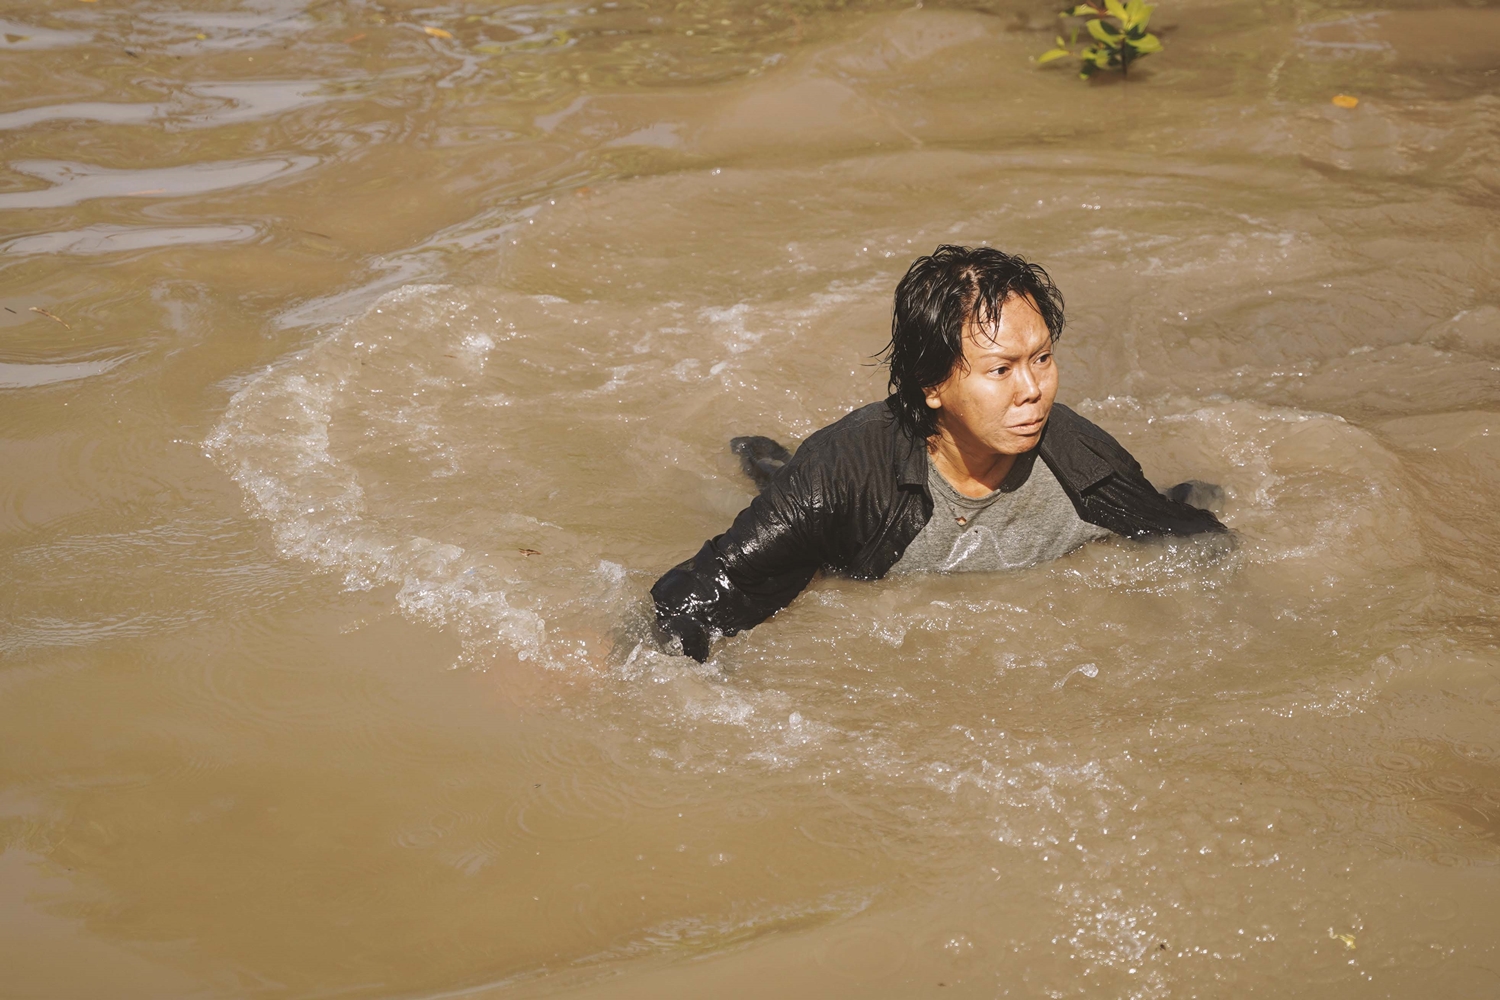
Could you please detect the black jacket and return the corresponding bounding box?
[652,399,1227,660]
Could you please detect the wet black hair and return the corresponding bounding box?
[880,245,1066,440]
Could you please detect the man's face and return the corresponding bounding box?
[922,294,1058,455]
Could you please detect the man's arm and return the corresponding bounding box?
[1042,404,1230,540]
[650,454,830,661]
[1077,422,1230,538]
[1090,462,1230,538]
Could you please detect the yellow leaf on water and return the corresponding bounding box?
[1332,94,1359,109]
[423,26,452,39]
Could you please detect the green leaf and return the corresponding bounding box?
[1037,47,1072,63]
[1104,0,1128,21]
[1119,2,1153,30]
[1130,31,1162,52]
[1086,17,1121,42]
[1055,35,1067,47]
[1069,4,1097,16]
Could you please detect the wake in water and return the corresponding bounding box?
[206,272,1428,684]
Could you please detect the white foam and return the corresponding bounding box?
[207,285,550,662]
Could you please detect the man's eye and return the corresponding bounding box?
[1037,353,1052,365]
[992,366,1010,377]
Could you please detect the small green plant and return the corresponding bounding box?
[1038,0,1162,79]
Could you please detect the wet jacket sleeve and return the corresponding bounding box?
[1071,419,1230,539]
[650,455,832,662]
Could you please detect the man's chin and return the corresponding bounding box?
[987,432,1042,456]
[1000,423,1046,449]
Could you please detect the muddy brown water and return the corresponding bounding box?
[3,0,1500,996]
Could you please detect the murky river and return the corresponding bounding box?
[4,0,1500,995]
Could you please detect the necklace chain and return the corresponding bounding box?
[936,486,976,526]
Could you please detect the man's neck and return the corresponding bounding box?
[925,432,1018,498]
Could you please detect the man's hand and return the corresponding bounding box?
[654,614,711,662]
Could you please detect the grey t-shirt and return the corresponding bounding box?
[890,451,1112,574]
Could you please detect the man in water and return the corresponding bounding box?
[652,245,1228,661]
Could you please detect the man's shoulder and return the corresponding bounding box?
[1040,402,1140,490]
[1047,402,1124,450]
[800,399,901,453]
[781,399,917,495]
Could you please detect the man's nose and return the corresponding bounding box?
[1014,364,1042,402]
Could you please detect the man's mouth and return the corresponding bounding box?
[1008,416,1046,434]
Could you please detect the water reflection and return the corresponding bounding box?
[2,224,259,256]
[179,80,339,127]
[0,357,122,388]
[0,19,91,51]
[0,156,317,210]
[0,102,168,131]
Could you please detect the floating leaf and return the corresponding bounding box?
[1086,18,1121,41]
[1046,0,1162,82]
[1331,93,1359,108]
[423,25,452,39]
[1124,0,1154,29]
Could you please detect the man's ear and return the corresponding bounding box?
[923,386,943,410]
